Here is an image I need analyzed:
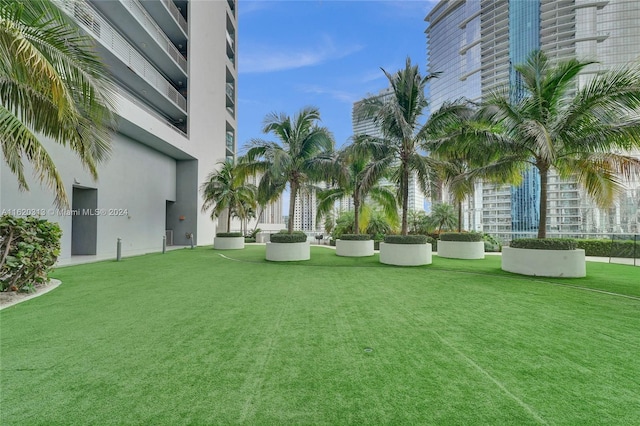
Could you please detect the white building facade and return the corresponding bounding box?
[0,0,238,261]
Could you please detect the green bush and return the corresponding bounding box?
[510,238,576,250]
[483,234,502,252]
[245,228,261,239]
[384,234,428,245]
[339,234,372,241]
[270,231,307,243]
[576,239,639,258]
[0,215,61,292]
[439,232,483,242]
[244,238,256,243]
[216,232,242,237]
[426,236,437,251]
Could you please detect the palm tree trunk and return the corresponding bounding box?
[457,201,462,233]
[226,208,231,233]
[401,166,409,235]
[288,181,297,234]
[538,165,548,239]
[353,194,360,235]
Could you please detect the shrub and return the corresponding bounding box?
[439,232,483,242]
[339,234,372,241]
[270,231,307,243]
[244,238,256,243]
[0,215,61,292]
[575,239,639,258]
[510,238,576,250]
[483,234,502,252]
[246,228,261,239]
[425,236,437,251]
[216,232,242,237]
[384,234,428,245]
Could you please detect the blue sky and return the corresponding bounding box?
[237,0,438,152]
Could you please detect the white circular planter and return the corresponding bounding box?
[379,242,432,266]
[336,239,374,257]
[501,247,586,278]
[265,241,310,261]
[437,240,485,259]
[213,236,245,250]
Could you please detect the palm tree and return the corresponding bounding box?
[407,210,431,235]
[240,107,335,234]
[479,50,640,238]
[353,58,441,235]
[201,160,256,233]
[316,140,397,235]
[0,0,116,208]
[429,203,457,234]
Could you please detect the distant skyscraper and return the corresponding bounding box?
[426,0,640,235]
[293,188,319,232]
[246,173,283,226]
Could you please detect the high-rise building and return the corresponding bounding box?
[426,0,640,235]
[0,0,238,260]
[293,188,319,232]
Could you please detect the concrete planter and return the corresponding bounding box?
[379,242,432,266]
[265,241,310,262]
[213,236,244,250]
[501,247,586,278]
[336,239,374,257]
[438,240,485,260]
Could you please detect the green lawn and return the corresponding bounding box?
[1,246,639,425]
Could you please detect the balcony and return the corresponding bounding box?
[89,0,187,81]
[57,0,187,120]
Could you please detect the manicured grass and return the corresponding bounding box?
[1,246,639,424]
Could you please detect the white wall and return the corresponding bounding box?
[1,134,177,261]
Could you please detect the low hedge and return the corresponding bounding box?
[575,239,639,258]
[270,231,307,243]
[439,232,483,242]
[216,232,242,237]
[384,234,428,245]
[510,238,576,250]
[244,238,256,243]
[339,234,372,241]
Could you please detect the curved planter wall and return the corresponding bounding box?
[265,241,310,261]
[336,239,374,257]
[213,236,245,250]
[438,240,485,259]
[501,247,586,278]
[379,242,432,266]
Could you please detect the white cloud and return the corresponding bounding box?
[297,84,359,104]
[240,35,363,74]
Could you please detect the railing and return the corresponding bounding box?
[161,0,188,34]
[120,0,187,72]
[226,31,234,51]
[57,0,187,112]
[225,83,234,99]
[225,132,234,152]
[116,88,187,136]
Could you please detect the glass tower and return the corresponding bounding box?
[509,0,541,234]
